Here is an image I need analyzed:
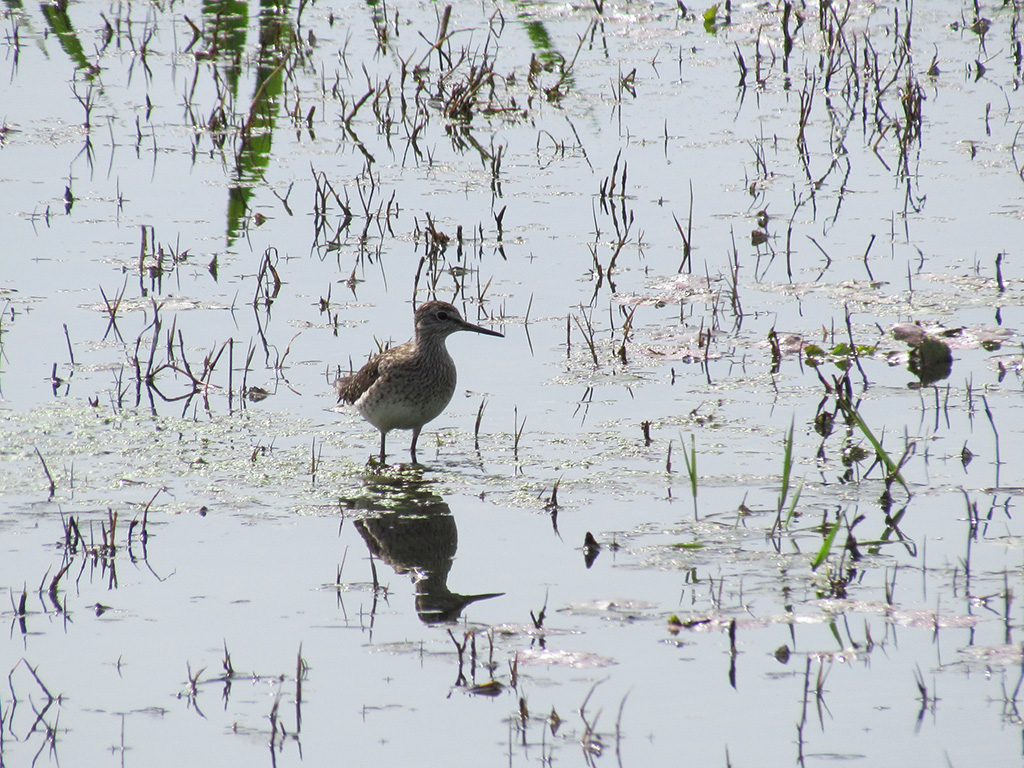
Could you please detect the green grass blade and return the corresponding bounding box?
[783,479,803,527]
[681,433,698,518]
[846,406,907,491]
[811,518,841,571]
[777,418,794,514]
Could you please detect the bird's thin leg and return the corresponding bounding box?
[410,426,421,464]
[379,430,387,465]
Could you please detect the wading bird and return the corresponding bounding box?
[335,300,503,464]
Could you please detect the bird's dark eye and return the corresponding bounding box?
[436,311,449,320]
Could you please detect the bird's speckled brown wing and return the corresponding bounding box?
[335,353,382,404]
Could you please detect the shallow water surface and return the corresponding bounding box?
[2,0,1024,765]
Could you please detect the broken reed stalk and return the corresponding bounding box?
[578,679,605,755]
[310,437,321,482]
[139,487,162,543]
[12,658,54,702]
[415,3,453,69]
[474,398,487,450]
[295,644,305,735]
[254,247,283,305]
[34,447,56,497]
[63,323,75,365]
[673,181,694,273]
[228,339,234,412]
[728,237,743,317]
[572,310,599,367]
[99,277,129,341]
[129,296,233,407]
[103,508,118,555]
[513,406,526,461]
[616,304,637,365]
[545,478,560,510]
[48,560,72,608]
[222,642,235,677]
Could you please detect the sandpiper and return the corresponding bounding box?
[335,300,503,464]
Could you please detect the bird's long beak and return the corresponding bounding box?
[461,319,504,338]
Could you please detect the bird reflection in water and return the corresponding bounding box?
[345,473,503,624]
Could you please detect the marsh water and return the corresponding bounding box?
[2,0,1024,765]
